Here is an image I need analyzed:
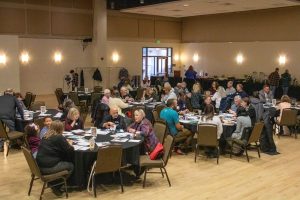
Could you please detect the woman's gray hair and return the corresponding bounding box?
[134,109,145,118]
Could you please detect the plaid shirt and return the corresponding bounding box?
[268,71,280,86]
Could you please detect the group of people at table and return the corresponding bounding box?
[0,73,296,196]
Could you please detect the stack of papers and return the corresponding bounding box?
[96,142,110,147]
[128,139,141,143]
[73,145,90,151]
[111,138,128,142]
[116,132,131,138]
[38,113,51,117]
[72,129,85,135]
[86,129,109,135]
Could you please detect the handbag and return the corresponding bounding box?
[149,143,164,160]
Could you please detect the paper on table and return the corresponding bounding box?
[111,138,128,142]
[54,112,63,118]
[72,129,85,134]
[116,132,131,138]
[73,145,90,151]
[63,131,73,136]
[128,139,140,143]
[96,142,110,147]
[86,129,109,135]
[38,113,52,117]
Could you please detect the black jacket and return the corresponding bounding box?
[36,135,74,168]
[100,115,127,130]
[0,95,24,120]
[93,69,102,81]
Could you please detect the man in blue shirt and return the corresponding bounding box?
[160,99,193,154]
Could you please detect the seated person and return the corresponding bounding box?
[198,104,223,157]
[177,92,191,114]
[276,95,291,135]
[128,109,159,154]
[142,87,157,101]
[25,123,41,158]
[241,97,256,126]
[259,84,273,103]
[200,96,215,112]
[191,83,203,110]
[124,79,133,91]
[60,99,75,121]
[161,82,177,103]
[64,107,84,131]
[225,80,236,96]
[209,81,218,95]
[198,104,223,139]
[120,86,134,103]
[181,82,190,95]
[36,120,74,197]
[211,86,226,110]
[39,116,53,139]
[174,83,183,96]
[160,99,193,154]
[235,83,248,98]
[100,106,126,130]
[229,95,242,114]
[231,107,252,140]
[101,89,111,105]
[141,76,151,88]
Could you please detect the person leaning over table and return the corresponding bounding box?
[128,109,159,155]
[100,106,127,130]
[191,82,203,110]
[160,99,193,155]
[64,107,84,131]
[231,107,252,140]
[108,92,129,117]
[259,84,273,103]
[241,97,256,127]
[36,120,74,197]
[198,104,223,158]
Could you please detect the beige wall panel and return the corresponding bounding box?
[138,19,154,39]
[73,0,93,10]
[0,0,24,3]
[27,9,50,35]
[182,6,300,42]
[0,7,25,34]
[51,0,73,8]
[51,12,93,36]
[25,0,49,6]
[107,16,138,38]
[155,20,181,40]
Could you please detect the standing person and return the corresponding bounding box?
[185,65,197,91]
[0,89,24,131]
[268,68,280,97]
[225,80,236,96]
[281,69,292,95]
[70,70,79,91]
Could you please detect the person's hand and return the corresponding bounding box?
[187,93,192,98]
[67,139,73,146]
[128,128,136,133]
[71,120,76,127]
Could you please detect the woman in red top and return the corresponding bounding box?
[64,107,84,131]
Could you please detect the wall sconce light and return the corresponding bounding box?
[174,54,179,62]
[20,51,30,64]
[193,53,199,63]
[235,53,244,65]
[54,51,62,63]
[278,54,287,66]
[0,53,7,65]
[112,52,119,63]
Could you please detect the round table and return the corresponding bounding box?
[64,130,143,188]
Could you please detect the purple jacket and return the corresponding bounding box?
[28,135,41,153]
[129,118,159,153]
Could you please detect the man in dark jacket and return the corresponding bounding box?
[281,69,291,95]
[0,89,24,131]
[99,107,126,130]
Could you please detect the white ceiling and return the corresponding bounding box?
[121,0,300,18]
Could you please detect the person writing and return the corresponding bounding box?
[64,107,84,131]
[100,107,127,130]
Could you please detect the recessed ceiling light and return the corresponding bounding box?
[183,4,189,7]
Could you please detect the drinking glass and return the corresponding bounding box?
[40,106,46,114]
[272,99,276,107]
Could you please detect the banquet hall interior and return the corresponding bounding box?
[1,0,300,199]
